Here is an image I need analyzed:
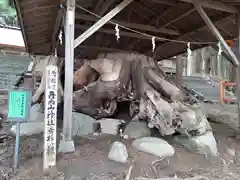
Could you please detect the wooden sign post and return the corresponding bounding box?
[43,65,58,169]
[7,89,32,172]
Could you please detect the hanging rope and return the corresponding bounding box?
[217,42,222,56]
[187,43,192,76]
[58,29,63,45]
[75,4,218,45]
[115,24,120,42]
[152,36,156,52]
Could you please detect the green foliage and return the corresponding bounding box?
[0,0,18,26]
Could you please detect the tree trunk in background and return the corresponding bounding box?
[195,50,202,74]
[176,55,183,88]
[229,62,236,82]
[201,47,206,75]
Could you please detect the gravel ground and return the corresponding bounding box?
[0,121,240,180]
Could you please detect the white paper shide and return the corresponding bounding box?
[43,65,58,169]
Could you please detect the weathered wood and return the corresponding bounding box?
[75,24,166,41]
[63,0,75,143]
[74,0,133,48]
[52,0,65,51]
[180,0,238,13]
[75,14,180,35]
[194,3,239,67]
[148,14,233,57]
[160,9,195,29]
[73,60,99,91]
[236,14,240,136]
[99,0,115,16]
[32,56,59,103]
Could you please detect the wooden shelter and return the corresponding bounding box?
[13,0,240,151]
[13,0,240,60]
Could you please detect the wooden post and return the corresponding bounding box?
[74,0,133,48]
[236,14,240,138]
[194,3,239,67]
[58,0,75,153]
[176,55,183,88]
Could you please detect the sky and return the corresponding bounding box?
[0,26,24,47]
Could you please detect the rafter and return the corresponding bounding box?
[194,2,239,66]
[179,0,238,13]
[148,14,234,57]
[150,0,177,6]
[52,0,65,52]
[75,24,166,41]
[75,14,180,35]
[99,0,116,16]
[74,0,134,48]
[127,1,189,49]
[159,8,195,29]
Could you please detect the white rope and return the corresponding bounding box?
[187,42,192,76]
[217,41,222,56]
[75,4,218,45]
[115,24,120,41]
[152,36,156,52]
[58,29,63,45]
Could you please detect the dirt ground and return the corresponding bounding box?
[0,121,240,180]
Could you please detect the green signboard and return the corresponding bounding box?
[8,89,32,122]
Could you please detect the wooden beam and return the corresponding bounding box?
[60,44,136,53]
[150,0,177,6]
[60,0,75,152]
[75,14,180,35]
[75,24,166,41]
[99,0,116,16]
[236,14,240,138]
[151,14,233,58]
[194,3,239,67]
[52,1,65,52]
[159,8,195,29]
[179,0,238,13]
[93,0,105,13]
[211,44,235,65]
[13,0,28,52]
[127,2,187,49]
[74,0,134,48]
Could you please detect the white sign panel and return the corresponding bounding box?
[43,65,58,169]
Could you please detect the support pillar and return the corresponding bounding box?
[200,47,206,75]
[195,50,202,74]
[236,14,240,138]
[186,53,192,76]
[194,2,240,137]
[176,55,183,88]
[194,3,239,67]
[58,0,75,153]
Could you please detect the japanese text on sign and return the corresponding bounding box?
[43,65,58,169]
[8,91,27,120]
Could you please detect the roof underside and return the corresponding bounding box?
[14,0,240,61]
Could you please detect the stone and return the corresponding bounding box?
[108,141,128,163]
[177,105,211,136]
[72,112,97,136]
[58,140,75,153]
[98,118,125,135]
[132,137,175,158]
[174,131,218,158]
[10,122,44,136]
[124,121,151,139]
